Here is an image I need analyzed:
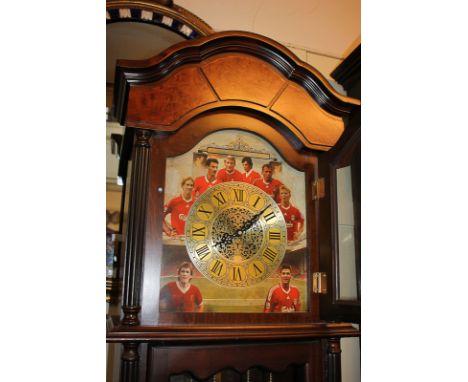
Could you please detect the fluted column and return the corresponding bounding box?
[121,129,152,326]
[327,338,342,382]
[120,342,139,382]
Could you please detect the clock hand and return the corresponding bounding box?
[214,230,239,249]
[237,204,271,235]
[216,206,270,251]
[222,228,242,247]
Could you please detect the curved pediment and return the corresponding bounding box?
[113,31,360,150]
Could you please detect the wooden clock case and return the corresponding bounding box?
[107,31,361,382]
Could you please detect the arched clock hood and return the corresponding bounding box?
[112,31,360,152]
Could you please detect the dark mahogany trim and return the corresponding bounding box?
[120,342,139,382]
[319,109,361,324]
[113,75,131,134]
[329,110,361,308]
[107,318,360,343]
[137,114,321,325]
[121,129,152,326]
[331,45,361,98]
[326,338,342,382]
[113,31,360,126]
[330,128,361,304]
[118,128,134,183]
[148,341,323,381]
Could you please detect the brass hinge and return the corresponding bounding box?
[312,272,327,294]
[312,178,325,200]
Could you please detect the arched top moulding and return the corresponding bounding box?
[106,0,214,39]
[113,31,361,151]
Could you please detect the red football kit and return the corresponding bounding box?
[163,195,194,235]
[160,282,203,312]
[241,169,261,184]
[216,168,243,182]
[279,204,304,241]
[264,284,301,312]
[193,176,221,197]
[252,178,283,202]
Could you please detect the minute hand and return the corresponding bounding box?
[238,204,272,234]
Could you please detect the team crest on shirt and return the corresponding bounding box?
[179,214,187,221]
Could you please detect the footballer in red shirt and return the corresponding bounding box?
[160,262,203,312]
[264,264,301,313]
[240,156,261,184]
[253,163,283,202]
[216,155,243,182]
[278,185,304,242]
[163,177,195,236]
[193,158,221,197]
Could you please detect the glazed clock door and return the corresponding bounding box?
[319,109,360,323]
[153,125,314,322]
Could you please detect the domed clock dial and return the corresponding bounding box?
[185,182,287,287]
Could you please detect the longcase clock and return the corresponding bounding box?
[107,31,361,382]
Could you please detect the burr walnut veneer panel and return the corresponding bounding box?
[271,83,344,148]
[122,59,349,150]
[127,66,217,126]
[201,55,286,106]
[115,32,360,151]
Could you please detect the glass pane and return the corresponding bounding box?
[336,166,357,300]
[159,130,309,314]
